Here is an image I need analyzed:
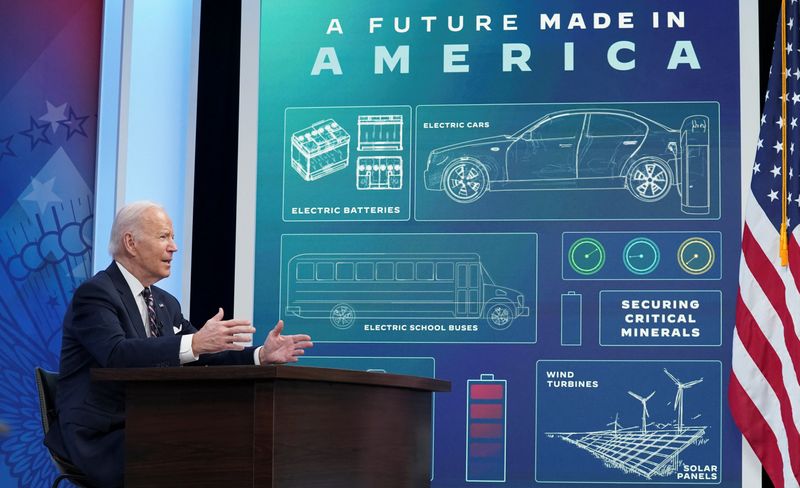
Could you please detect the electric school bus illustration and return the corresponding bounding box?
[284,253,530,330]
[423,109,711,214]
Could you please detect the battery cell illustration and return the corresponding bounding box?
[356,156,403,190]
[561,291,582,345]
[290,119,350,181]
[466,374,507,482]
[357,114,403,151]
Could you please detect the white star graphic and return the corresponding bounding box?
[758,138,764,149]
[795,194,800,207]
[22,177,62,213]
[761,114,767,125]
[768,189,780,201]
[772,165,782,177]
[753,162,761,174]
[765,90,770,102]
[777,116,785,129]
[792,118,798,129]
[793,92,800,104]
[790,18,795,30]
[794,68,800,80]
[774,140,784,153]
[792,142,796,155]
[789,41,794,52]
[38,101,68,133]
[789,193,794,203]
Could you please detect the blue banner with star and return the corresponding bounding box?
[0,2,101,486]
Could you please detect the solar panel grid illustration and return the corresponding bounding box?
[558,427,706,478]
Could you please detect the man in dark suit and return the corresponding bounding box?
[45,201,312,487]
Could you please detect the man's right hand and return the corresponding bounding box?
[191,308,255,355]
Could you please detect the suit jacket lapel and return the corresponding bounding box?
[106,262,148,339]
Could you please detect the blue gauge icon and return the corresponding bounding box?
[622,237,660,275]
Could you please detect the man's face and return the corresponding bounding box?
[129,208,177,286]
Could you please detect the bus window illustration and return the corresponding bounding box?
[284,253,530,330]
[357,114,403,151]
[466,374,507,483]
[356,156,403,190]
[290,119,350,181]
[423,109,711,214]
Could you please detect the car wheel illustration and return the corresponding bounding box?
[486,303,513,330]
[330,303,355,329]
[626,158,672,202]
[442,159,489,203]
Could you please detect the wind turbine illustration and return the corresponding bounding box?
[607,412,622,436]
[628,390,655,433]
[664,369,703,433]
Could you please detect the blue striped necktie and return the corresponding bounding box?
[141,287,161,337]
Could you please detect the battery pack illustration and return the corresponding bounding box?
[357,114,403,151]
[290,119,350,181]
[466,373,507,482]
[356,156,403,190]
[561,291,582,345]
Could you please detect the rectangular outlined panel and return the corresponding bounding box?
[562,231,721,280]
[415,102,720,222]
[278,233,537,343]
[283,105,412,222]
[599,290,722,347]
[536,360,722,485]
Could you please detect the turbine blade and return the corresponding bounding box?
[663,368,680,385]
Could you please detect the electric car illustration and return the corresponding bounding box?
[423,109,711,214]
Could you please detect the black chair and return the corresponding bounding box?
[34,368,92,488]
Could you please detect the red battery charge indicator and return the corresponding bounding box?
[466,374,507,482]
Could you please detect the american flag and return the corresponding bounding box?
[729,4,800,488]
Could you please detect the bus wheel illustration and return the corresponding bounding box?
[486,303,513,330]
[626,158,672,202]
[330,303,355,329]
[442,159,489,203]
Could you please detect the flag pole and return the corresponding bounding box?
[781,0,790,265]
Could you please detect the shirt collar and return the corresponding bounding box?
[115,260,146,298]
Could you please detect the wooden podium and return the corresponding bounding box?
[92,365,450,488]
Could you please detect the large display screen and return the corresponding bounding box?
[243,1,750,485]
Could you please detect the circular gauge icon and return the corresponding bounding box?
[623,237,661,275]
[677,237,715,275]
[568,237,606,275]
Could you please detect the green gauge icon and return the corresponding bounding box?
[677,237,715,275]
[568,237,606,275]
[623,237,661,275]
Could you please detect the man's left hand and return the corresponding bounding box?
[259,320,313,364]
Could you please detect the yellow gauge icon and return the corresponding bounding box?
[677,237,715,275]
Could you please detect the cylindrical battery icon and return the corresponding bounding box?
[466,374,507,482]
[561,291,582,346]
